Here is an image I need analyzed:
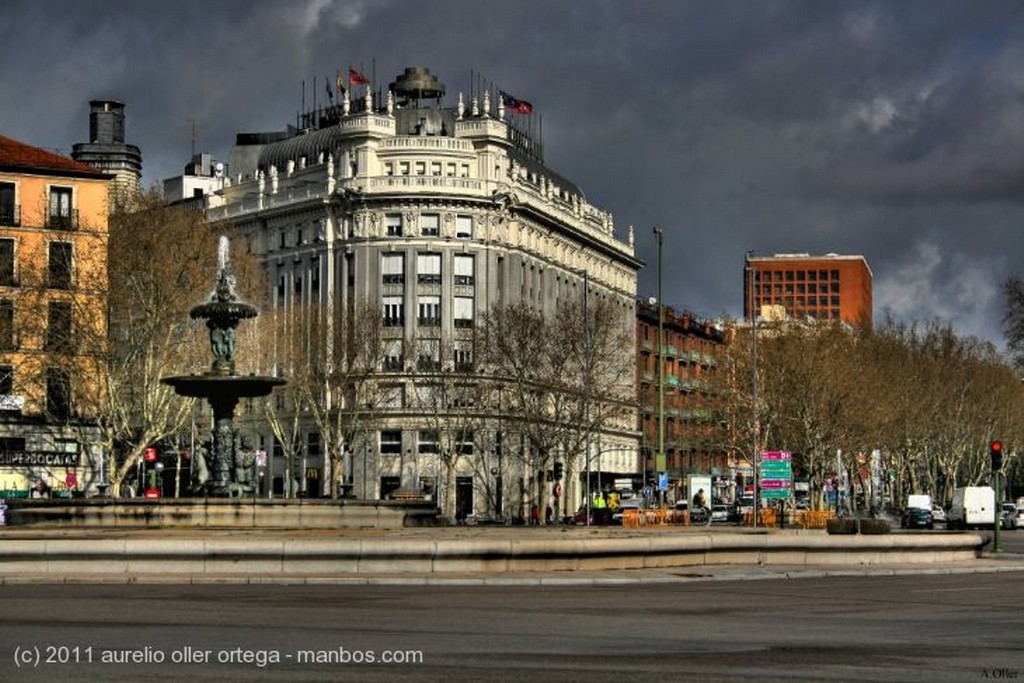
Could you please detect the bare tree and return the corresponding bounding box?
[29,192,263,496]
[480,296,635,522]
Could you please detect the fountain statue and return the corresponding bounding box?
[162,236,285,497]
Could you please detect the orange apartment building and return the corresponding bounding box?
[636,300,729,502]
[0,135,111,497]
[743,253,873,328]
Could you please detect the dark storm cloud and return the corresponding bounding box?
[3,0,1024,347]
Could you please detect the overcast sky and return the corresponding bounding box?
[4,0,1023,346]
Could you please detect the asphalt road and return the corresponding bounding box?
[2,569,1022,683]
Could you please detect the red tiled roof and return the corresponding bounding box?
[0,134,108,177]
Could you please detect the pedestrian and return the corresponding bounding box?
[545,504,553,525]
[530,503,540,526]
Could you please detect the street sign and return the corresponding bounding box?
[760,450,792,500]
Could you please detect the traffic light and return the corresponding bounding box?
[991,440,1003,471]
[554,461,564,480]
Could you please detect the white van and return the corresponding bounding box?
[946,486,995,529]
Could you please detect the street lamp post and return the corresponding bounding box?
[583,268,592,525]
[653,228,665,506]
[745,251,760,529]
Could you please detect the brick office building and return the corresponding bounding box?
[743,253,872,328]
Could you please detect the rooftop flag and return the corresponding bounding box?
[349,67,370,86]
[336,70,346,94]
[499,90,534,114]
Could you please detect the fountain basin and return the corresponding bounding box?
[161,374,285,398]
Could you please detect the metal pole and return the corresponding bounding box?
[654,228,665,507]
[994,469,1002,553]
[746,252,759,529]
[583,269,591,526]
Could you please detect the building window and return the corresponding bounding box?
[48,241,72,289]
[415,161,426,175]
[46,300,72,352]
[455,215,473,239]
[418,295,441,326]
[0,239,13,286]
[380,430,402,454]
[417,338,440,371]
[386,213,402,237]
[47,186,74,229]
[418,430,439,454]
[430,162,442,176]
[383,296,404,327]
[0,182,17,227]
[417,253,441,284]
[454,340,473,372]
[454,254,474,285]
[382,339,403,370]
[293,273,302,296]
[453,296,474,328]
[455,429,474,455]
[399,162,410,176]
[0,300,13,350]
[45,367,71,419]
[307,431,320,458]
[0,364,12,395]
[419,214,440,237]
[382,254,404,284]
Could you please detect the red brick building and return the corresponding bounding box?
[636,300,728,497]
[743,253,872,328]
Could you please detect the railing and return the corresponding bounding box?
[369,176,483,193]
[380,137,475,153]
[0,204,20,227]
[45,210,77,230]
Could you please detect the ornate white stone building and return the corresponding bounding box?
[202,66,641,519]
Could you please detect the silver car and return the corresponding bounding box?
[1001,503,1019,530]
[711,504,729,523]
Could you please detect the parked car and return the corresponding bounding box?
[900,506,933,529]
[1000,503,1019,530]
[931,505,946,525]
[612,500,644,525]
[710,504,729,523]
[675,500,709,524]
[573,504,612,526]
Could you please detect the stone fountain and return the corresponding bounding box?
[2,236,436,526]
[161,236,286,497]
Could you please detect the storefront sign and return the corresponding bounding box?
[0,452,80,467]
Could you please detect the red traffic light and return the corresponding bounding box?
[144,447,158,462]
[991,440,1004,472]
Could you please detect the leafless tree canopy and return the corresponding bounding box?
[717,316,1023,509]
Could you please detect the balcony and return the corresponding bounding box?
[46,210,78,230]
[0,204,20,227]
[382,357,404,371]
[416,358,441,372]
